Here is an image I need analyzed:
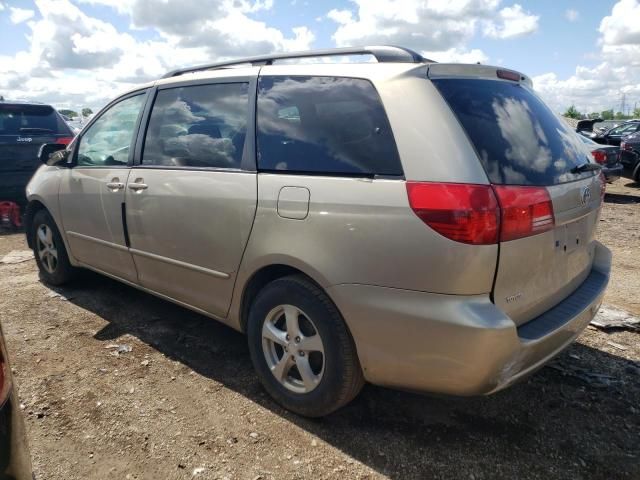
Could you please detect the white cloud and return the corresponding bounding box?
[565,9,579,22]
[423,47,488,64]
[534,0,640,113]
[325,1,539,66]
[482,4,539,39]
[327,8,352,25]
[9,7,35,23]
[0,0,315,110]
[598,0,640,46]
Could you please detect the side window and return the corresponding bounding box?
[257,76,402,176]
[142,83,249,169]
[76,94,145,167]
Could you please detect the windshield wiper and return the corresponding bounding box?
[570,162,602,174]
[19,127,54,133]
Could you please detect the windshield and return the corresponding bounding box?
[433,78,595,185]
[608,123,638,136]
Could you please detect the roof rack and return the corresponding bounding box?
[162,45,433,79]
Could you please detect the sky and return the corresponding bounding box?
[0,0,639,115]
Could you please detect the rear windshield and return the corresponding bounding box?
[0,104,69,135]
[433,79,593,185]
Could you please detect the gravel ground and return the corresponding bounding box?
[0,180,638,480]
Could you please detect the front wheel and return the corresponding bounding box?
[31,210,78,285]
[247,275,364,417]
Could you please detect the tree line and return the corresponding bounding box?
[58,108,93,118]
[564,105,640,120]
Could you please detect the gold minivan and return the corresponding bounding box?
[26,46,610,417]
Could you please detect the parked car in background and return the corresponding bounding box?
[578,135,623,182]
[0,100,74,227]
[0,322,33,480]
[576,118,603,138]
[620,132,640,183]
[26,46,610,417]
[591,120,640,146]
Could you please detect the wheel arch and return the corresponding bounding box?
[236,262,336,334]
[24,199,49,249]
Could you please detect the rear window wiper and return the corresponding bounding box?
[570,162,602,174]
[19,127,54,133]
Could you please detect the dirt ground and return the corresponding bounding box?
[1,180,639,480]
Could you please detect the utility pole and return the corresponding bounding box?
[620,92,626,117]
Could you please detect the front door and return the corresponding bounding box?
[59,92,147,283]
[125,79,257,318]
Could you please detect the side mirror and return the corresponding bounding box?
[38,144,70,166]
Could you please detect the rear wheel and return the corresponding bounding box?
[247,275,364,417]
[31,210,77,285]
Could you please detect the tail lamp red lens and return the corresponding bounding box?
[406,183,499,244]
[56,137,73,145]
[497,69,521,82]
[591,150,607,164]
[406,182,555,245]
[492,185,554,241]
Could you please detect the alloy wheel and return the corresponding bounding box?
[36,224,58,274]
[261,304,325,394]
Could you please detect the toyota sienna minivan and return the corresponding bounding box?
[25,46,611,417]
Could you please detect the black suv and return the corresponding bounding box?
[0,101,73,210]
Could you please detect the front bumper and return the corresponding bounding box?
[328,241,611,396]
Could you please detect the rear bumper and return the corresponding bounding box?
[620,150,639,180]
[0,172,32,205]
[602,163,623,183]
[328,241,611,396]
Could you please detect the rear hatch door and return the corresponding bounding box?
[431,70,603,325]
[0,103,72,201]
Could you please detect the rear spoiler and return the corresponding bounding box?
[427,64,533,89]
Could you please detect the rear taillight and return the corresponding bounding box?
[56,137,73,145]
[406,182,499,245]
[497,69,521,82]
[591,150,607,164]
[407,182,556,244]
[492,186,554,242]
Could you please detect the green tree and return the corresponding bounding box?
[564,105,581,119]
[600,109,614,120]
[614,111,626,120]
[58,109,77,118]
[82,108,93,117]
[633,107,640,118]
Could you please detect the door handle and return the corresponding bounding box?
[128,182,148,191]
[106,181,125,191]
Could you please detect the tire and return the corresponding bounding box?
[31,209,78,285]
[247,275,364,417]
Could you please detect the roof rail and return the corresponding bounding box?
[161,45,433,79]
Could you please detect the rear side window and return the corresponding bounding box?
[143,83,249,169]
[257,76,402,176]
[0,104,69,135]
[433,79,593,185]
